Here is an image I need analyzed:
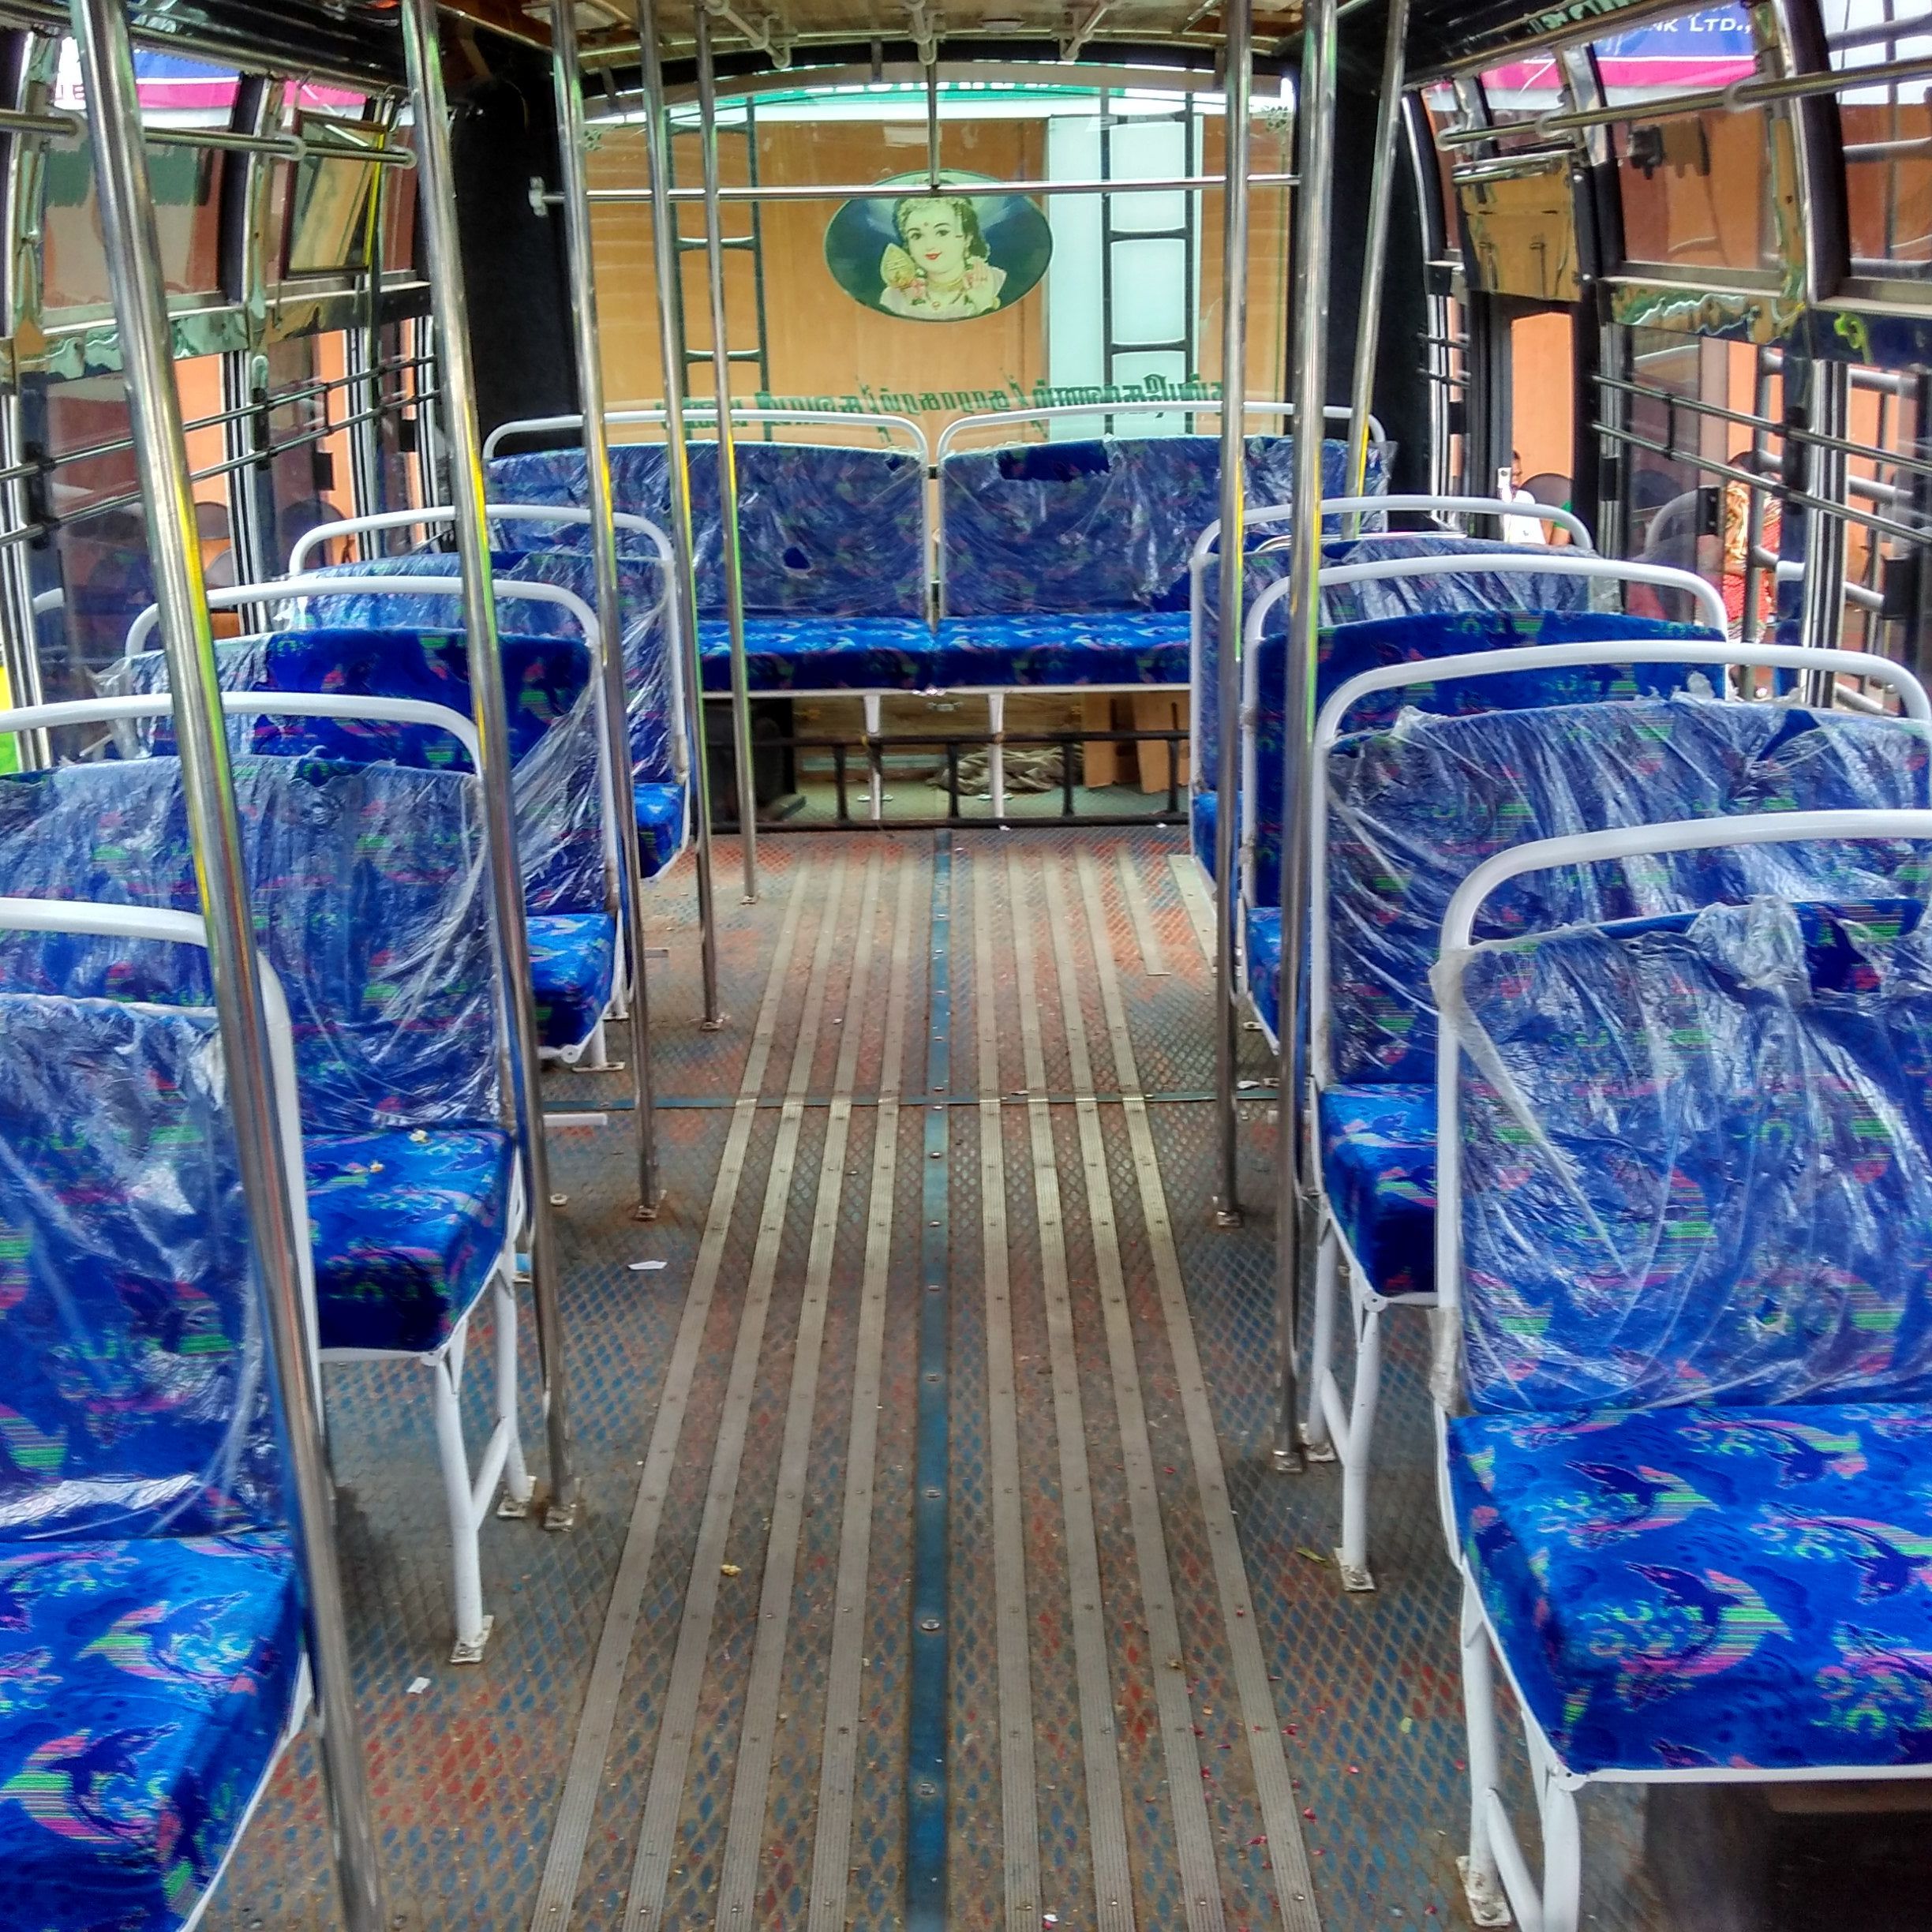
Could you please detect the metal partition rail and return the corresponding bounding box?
[481,405,931,464]
[1273,0,1339,1473]
[1211,0,1253,1228]
[637,0,724,1027]
[552,0,663,1217]
[399,0,578,1526]
[695,2,758,904]
[65,0,383,1925]
[931,397,1384,462]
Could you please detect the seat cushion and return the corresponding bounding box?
[0,1530,301,1928]
[1451,1398,1932,1776]
[529,912,614,1051]
[635,781,686,874]
[697,616,938,692]
[306,1126,513,1353]
[934,611,1190,687]
[1319,1084,1437,1299]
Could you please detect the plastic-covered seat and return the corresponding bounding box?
[0,991,307,1927]
[0,756,529,1658]
[527,911,616,1054]
[1439,893,1932,1919]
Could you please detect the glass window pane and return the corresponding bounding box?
[1825,2,1932,278]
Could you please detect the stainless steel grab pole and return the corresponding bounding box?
[1211,0,1253,1229]
[1346,0,1408,507]
[1274,0,1340,1476]
[550,0,664,1219]
[695,2,759,904]
[637,0,723,1026]
[399,0,578,1526]
[67,0,384,1923]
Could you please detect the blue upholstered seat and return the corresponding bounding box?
[529,912,616,1050]
[1444,900,1932,1777]
[0,1530,302,1927]
[0,992,306,1927]
[1449,1398,1932,1776]
[1192,789,1217,875]
[1245,904,1279,1038]
[695,615,938,691]
[1318,1085,1436,1299]
[305,1127,513,1354]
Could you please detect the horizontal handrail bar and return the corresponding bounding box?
[934,399,1385,462]
[481,406,930,464]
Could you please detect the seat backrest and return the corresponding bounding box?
[1321,699,1930,1085]
[1245,610,1717,897]
[0,992,287,1539]
[488,440,927,620]
[945,434,1385,617]
[109,629,609,919]
[1196,541,1608,789]
[0,758,500,1134]
[1452,895,1932,1413]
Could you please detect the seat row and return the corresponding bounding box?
[1225,521,1932,1926]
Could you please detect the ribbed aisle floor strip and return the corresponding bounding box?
[528,865,812,1932]
[1041,856,1226,1932]
[1007,848,1138,1932]
[623,860,853,1930]
[805,859,919,1932]
[973,857,1043,1932]
[1076,850,1324,1932]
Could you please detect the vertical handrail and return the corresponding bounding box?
[66,0,384,1925]
[638,0,724,1020]
[1346,0,1409,522]
[399,0,578,1525]
[1211,0,1253,1227]
[1274,0,1340,1473]
[695,2,759,904]
[550,0,663,1217]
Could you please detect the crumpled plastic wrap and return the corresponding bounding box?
[0,992,284,1539]
[1439,895,1932,1417]
[1195,536,1601,790]
[106,628,611,919]
[488,439,927,619]
[1245,612,1720,905]
[283,549,682,785]
[1324,699,1931,1086]
[943,434,1390,618]
[0,756,502,1134]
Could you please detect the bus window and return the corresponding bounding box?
[42,43,234,313]
[1589,5,1796,282]
[28,354,232,690]
[1827,2,1932,285]
[251,334,361,571]
[1831,361,1927,666]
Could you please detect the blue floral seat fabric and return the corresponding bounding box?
[934,611,1193,687]
[0,1530,302,1927]
[528,912,616,1050]
[1447,1398,1932,1776]
[635,782,686,871]
[305,1127,514,1353]
[695,615,939,692]
[1317,1084,1437,1298]
[0,993,305,1928]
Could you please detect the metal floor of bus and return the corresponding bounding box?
[195,829,1915,1932]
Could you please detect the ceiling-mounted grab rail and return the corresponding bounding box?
[564,171,1297,206]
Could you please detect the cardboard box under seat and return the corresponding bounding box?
[1082,694,1191,793]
